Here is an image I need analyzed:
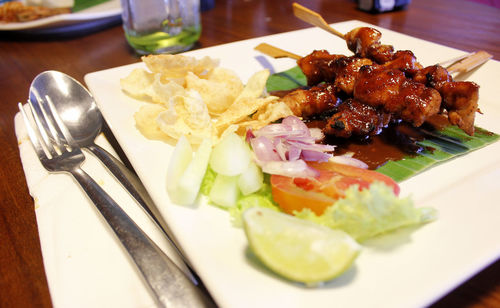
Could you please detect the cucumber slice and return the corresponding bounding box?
[238,161,264,195]
[167,136,212,205]
[209,174,240,208]
[209,132,251,176]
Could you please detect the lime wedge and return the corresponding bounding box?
[243,207,361,285]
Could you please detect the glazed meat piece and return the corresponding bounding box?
[344,27,425,72]
[413,65,452,86]
[383,50,423,75]
[439,81,479,135]
[333,56,374,95]
[354,65,442,127]
[324,99,390,138]
[345,27,396,64]
[414,65,478,135]
[297,50,344,86]
[297,50,372,94]
[280,83,341,118]
[366,43,394,64]
[344,27,382,58]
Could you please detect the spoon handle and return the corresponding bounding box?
[69,165,215,308]
[86,143,197,277]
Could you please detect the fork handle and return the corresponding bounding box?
[69,166,215,308]
[87,144,167,233]
[86,144,193,269]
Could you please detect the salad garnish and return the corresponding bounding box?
[122,53,438,286]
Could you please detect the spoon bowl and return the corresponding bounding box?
[29,71,102,148]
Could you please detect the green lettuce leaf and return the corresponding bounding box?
[229,179,280,227]
[294,182,437,242]
[200,166,217,196]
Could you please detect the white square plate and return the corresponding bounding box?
[85,20,500,308]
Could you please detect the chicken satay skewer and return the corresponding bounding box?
[258,46,482,136]
[254,42,491,76]
[292,3,345,39]
[292,2,492,75]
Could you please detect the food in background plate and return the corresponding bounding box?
[0,1,71,23]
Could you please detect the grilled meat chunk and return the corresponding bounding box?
[324,99,390,138]
[354,65,442,127]
[439,81,479,136]
[414,65,478,135]
[344,27,383,59]
[297,50,344,86]
[297,50,372,94]
[281,83,341,118]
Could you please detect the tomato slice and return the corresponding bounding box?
[271,161,399,215]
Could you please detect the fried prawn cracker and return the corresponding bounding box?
[142,54,219,85]
[120,68,155,99]
[214,69,276,134]
[239,101,294,131]
[185,67,243,115]
[134,104,173,142]
[156,89,214,144]
[214,96,278,134]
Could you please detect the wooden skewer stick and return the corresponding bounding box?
[292,3,345,39]
[254,43,302,60]
[438,53,471,67]
[446,50,493,75]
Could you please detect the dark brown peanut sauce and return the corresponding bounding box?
[306,114,450,170]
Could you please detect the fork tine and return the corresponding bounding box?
[27,98,60,158]
[29,88,57,147]
[44,94,78,152]
[30,91,66,151]
[18,102,48,160]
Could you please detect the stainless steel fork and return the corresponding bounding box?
[19,98,215,308]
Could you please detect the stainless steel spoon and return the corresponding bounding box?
[29,71,213,305]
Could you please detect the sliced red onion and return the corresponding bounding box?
[247,116,342,178]
[330,155,369,169]
[287,145,301,161]
[281,115,309,132]
[260,160,319,178]
[301,150,332,162]
[250,136,281,161]
[256,123,302,137]
[274,139,288,161]
[287,140,335,152]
